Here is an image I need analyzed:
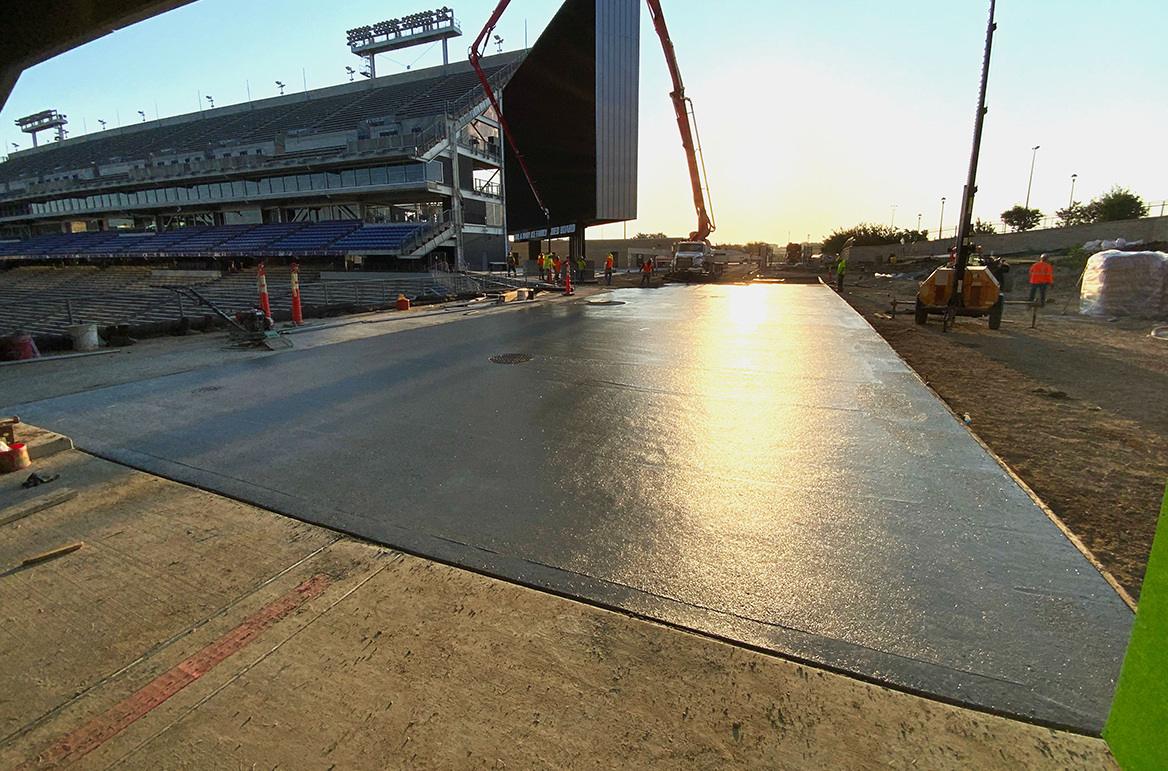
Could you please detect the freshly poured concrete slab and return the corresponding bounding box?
[5,284,1132,733]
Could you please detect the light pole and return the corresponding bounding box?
[938,197,946,241]
[206,95,214,109]
[1024,145,1040,209]
[1068,173,1078,209]
[917,213,922,232]
[890,204,898,228]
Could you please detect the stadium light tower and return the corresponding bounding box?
[15,110,68,147]
[347,7,462,78]
[275,81,286,95]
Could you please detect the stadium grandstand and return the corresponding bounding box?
[0,52,521,272]
[0,0,640,344]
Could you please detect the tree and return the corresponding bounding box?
[1086,186,1147,222]
[972,218,997,235]
[1056,201,1092,227]
[633,232,668,239]
[1000,205,1042,232]
[821,223,902,256]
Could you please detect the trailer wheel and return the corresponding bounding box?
[988,301,1003,330]
[914,299,928,325]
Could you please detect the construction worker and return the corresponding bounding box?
[1029,253,1053,307]
[835,254,847,292]
[604,252,614,285]
[538,253,547,282]
[575,256,586,283]
[640,257,653,287]
[552,253,563,285]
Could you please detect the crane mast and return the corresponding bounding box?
[469,0,714,242]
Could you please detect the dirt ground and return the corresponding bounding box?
[837,257,1168,601]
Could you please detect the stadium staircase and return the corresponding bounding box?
[398,211,457,259]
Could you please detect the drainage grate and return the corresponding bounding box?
[489,353,534,365]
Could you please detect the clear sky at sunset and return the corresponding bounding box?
[2,0,1164,245]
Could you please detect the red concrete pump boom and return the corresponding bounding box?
[644,0,714,242]
[469,0,715,241]
[469,1,549,222]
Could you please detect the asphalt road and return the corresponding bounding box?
[5,283,1133,733]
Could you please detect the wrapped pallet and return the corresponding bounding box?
[1079,250,1167,318]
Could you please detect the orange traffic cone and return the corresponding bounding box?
[257,263,272,319]
[290,262,303,324]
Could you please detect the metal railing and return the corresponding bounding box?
[443,54,527,125]
[472,178,502,197]
[427,269,512,295]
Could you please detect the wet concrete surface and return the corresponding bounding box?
[4,284,1132,733]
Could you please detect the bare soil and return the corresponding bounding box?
[839,258,1168,600]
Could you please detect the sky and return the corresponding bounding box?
[2,0,1165,246]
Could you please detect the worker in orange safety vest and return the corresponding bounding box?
[640,258,653,287]
[1028,253,1053,307]
[604,252,614,285]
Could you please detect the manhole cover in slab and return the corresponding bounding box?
[489,353,534,364]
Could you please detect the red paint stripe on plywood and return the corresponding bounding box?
[17,574,331,771]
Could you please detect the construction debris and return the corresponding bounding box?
[20,541,84,567]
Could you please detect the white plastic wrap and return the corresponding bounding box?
[1079,250,1167,317]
